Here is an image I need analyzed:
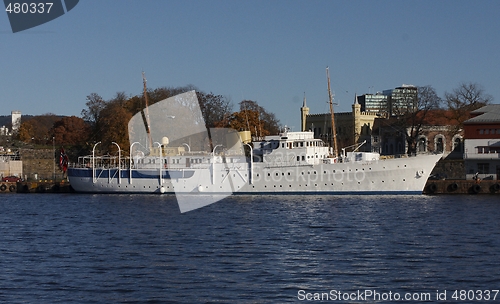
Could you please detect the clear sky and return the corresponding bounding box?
[1,0,499,129]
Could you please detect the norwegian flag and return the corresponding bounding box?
[59,147,69,172]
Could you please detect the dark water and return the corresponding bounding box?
[1,194,499,303]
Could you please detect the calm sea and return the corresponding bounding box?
[0,194,499,303]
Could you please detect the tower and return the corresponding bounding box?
[352,95,361,144]
[300,94,309,132]
[11,111,21,133]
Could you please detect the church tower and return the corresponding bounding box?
[300,94,309,131]
[352,94,361,144]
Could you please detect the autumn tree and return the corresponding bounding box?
[51,116,90,146]
[445,82,493,134]
[223,100,280,138]
[239,100,280,135]
[96,100,132,153]
[81,93,106,136]
[17,114,60,145]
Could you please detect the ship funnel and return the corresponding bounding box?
[238,131,251,144]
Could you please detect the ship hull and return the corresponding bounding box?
[68,154,441,195]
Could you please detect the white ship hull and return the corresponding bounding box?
[68,153,441,195]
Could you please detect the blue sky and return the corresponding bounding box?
[1,0,499,129]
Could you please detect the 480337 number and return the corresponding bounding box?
[5,2,53,14]
[452,290,499,301]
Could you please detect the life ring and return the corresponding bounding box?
[0,184,6,191]
[490,183,500,192]
[427,183,437,193]
[470,184,481,194]
[448,183,458,192]
[9,185,16,192]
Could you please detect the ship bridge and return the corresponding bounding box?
[252,131,331,166]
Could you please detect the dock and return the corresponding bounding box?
[0,181,72,193]
[424,179,500,195]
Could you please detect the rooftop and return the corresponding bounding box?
[465,104,500,124]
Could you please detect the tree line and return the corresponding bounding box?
[12,82,493,159]
[14,85,281,158]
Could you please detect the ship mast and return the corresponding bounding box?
[142,72,153,151]
[326,67,338,157]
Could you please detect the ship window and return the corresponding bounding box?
[302,156,305,161]
[282,143,285,148]
[297,156,300,161]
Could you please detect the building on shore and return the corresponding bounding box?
[300,85,463,162]
[11,111,21,133]
[463,104,500,180]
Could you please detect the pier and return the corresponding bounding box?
[0,181,72,194]
[424,179,500,195]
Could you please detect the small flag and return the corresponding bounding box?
[59,147,69,172]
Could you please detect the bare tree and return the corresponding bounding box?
[445,82,493,134]
[196,92,233,128]
[390,85,442,155]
